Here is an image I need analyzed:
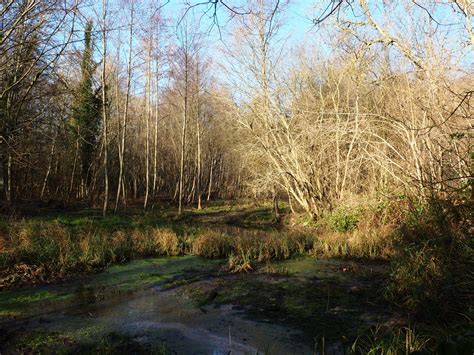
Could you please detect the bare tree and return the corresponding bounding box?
[115,0,134,212]
[101,0,109,216]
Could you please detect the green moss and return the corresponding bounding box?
[270,257,351,279]
[5,325,172,354]
[13,331,74,353]
[5,290,72,308]
[207,276,367,342]
[0,288,73,318]
[185,258,387,344]
[0,256,222,320]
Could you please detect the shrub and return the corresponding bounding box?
[327,207,360,232]
[228,251,253,273]
[44,223,75,269]
[110,230,133,263]
[78,225,95,264]
[385,200,473,320]
[150,228,181,256]
[192,229,231,258]
[308,201,397,260]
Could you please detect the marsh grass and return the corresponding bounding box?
[190,228,314,272]
[0,202,405,286]
[191,230,232,258]
[3,215,384,286]
[309,204,398,260]
[0,220,189,288]
[349,324,430,354]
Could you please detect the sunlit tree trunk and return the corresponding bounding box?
[144,34,152,211]
[152,54,160,202]
[101,0,109,216]
[115,2,134,212]
[178,34,190,215]
[195,56,202,210]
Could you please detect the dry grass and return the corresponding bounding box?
[311,228,395,260]
[0,209,397,287]
[150,228,181,256]
[4,198,466,298]
[228,252,254,273]
[191,228,314,273]
[191,230,231,258]
[0,222,186,288]
[130,229,155,255]
[306,201,400,260]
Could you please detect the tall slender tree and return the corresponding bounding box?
[115,0,134,212]
[101,0,109,216]
[70,20,101,196]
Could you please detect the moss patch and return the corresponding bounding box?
[187,257,392,346]
[0,256,223,319]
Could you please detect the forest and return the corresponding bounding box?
[0,0,472,353]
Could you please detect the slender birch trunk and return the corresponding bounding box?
[115,2,134,212]
[152,52,159,201]
[178,50,189,215]
[195,56,202,210]
[101,0,109,216]
[144,34,152,210]
[207,157,214,202]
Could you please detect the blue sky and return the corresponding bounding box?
[74,0,472,94]
[160,0,316,46]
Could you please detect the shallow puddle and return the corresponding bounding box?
[0,255,391,354]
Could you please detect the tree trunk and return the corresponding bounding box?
[207,158,214,202]
[178,49,189,215]
[152,36,160,202]
[115,2,133,212]
[195,58,202,210]
[101,0,109,216]
[144,34,152,210]
[272,192,281,219]
[40,129,58,200]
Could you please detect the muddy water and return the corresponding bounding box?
[86,287,311,354]
[0,256,315,354]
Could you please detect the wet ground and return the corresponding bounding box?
[0,254,396,354]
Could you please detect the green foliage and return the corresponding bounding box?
[70,20,102,185]
[326,207,361,232]
[386,199,473,321]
